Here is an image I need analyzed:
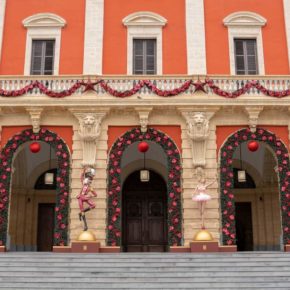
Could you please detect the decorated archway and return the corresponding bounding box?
[0,128,70,247]
[107,127,182,246]
[220,128,290,246]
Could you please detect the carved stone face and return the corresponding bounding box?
[83,115,96,125]
[193,113,206,125]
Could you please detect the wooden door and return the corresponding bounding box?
[123,171,167,252]
[236,202,254,251]
[37,203,55,252]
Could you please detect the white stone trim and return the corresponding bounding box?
[123,11,167,75]
[83,0,104,75]
[284,0,290,70]
[23,13,66,76]
[186,0,207,75]
[0,0,7,62]
[224,11,267,75]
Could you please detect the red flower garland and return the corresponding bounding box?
[220,128,290,246]
[107,127,183,247]
[0,79,289,99]
[0,129,70,247]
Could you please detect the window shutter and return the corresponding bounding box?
[133,39,156,75]
[31,40,55,75]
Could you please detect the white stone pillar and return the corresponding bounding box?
[0,0,6,62]
[284,0,290,70]
[83,0,104,75]
[186,0,207,75]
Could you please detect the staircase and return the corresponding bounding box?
[0,252,290,289]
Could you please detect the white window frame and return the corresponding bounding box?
[22,13,66,76]
[123,11,167,75]
[223,11,267,75]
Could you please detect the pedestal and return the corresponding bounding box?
[190,241,219,252]
[284,245,290,252]
[71,241,100,253]
[0,246,6,252]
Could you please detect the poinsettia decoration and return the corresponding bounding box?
[107,127,182,246]
[220,128,290,245]
[0,79,289,99]
[0,129,70,247]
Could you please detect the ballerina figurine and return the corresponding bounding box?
[192,177,216,229]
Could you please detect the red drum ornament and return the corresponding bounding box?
[247,141,259,152]
[138,141,149,153]
[30,142,41,153]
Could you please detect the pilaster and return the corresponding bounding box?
[83,0,104,74]
[0,0,6,62]
[186,0,207,74]
[284,0,290,70]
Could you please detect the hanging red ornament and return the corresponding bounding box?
[138,141,149,153]
[30,142,41,153]
[247,141,259,152]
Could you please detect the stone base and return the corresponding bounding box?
[71,241,100,253]
[219,245,237,252]
[170,246,190,253]
[99,246,121,253]
[190,241,219,252]
[284,245,290,252]
[53,246,71,253]
[0,246,6,252]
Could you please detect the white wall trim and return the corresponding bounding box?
[123,11,167,75]
[224,11,267,75]
[23,13,66,76]
[283,0,290,70]
[83,0,104,75]
[186,0,207,75]
[0,0,7,62]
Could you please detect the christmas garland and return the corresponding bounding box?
[0,79,289,98]
[220,128,290,246]
[107,127,182,246]
[0,129,70,247]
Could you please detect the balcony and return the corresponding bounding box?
[0,75,290,108]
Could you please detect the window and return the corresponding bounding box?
[31,40,55,75]
[223,11,266,75]
[123,11,167,75]
[23,13,66,75]
[133,39,156,75]
[234,39,258,75]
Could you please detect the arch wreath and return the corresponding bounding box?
[107,127,182,246]
[220,128,290,246]
[0,128,70,247]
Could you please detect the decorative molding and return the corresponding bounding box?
[284,0,290,70]
[123,11,167,75]
[23,13,66,76]
[70,109,108,167]
[179,108,218,179]
[244,106,263,133]
[186,0,207,74]
[0,0,6,62]
[223,11,266,75]
[123,11,167,27]
[223,11,267,27]
[22,13,66,28]
[135,107,153,133]
[26,107,43,134]
[83,0,104,75]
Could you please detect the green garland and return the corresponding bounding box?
[0,129,70,246]
[220,128,290,245]
[107,127,182,246]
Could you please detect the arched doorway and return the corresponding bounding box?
[107,127,182,247]
[122,170,167,252]
[0,129,70,250]
[220,128,290,249]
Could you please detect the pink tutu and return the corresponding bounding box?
[192,193,211,202]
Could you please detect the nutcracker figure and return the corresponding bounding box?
[77,167,97,231]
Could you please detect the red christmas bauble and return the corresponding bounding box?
[138,141,149,153]
[30,142,41,153]
[247,141,259,152]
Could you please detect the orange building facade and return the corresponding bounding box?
[0,0,290,253]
